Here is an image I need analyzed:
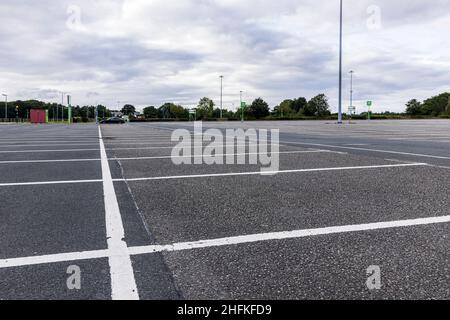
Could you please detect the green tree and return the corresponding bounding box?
[170,104,188,119]
[405,99,422,116]
[143,106,159,119]
[279,99,294,116]
[422,93,450,116]
[248,98,270,119]
[305,94,330,117]
[446,96,450,114]
[158,103,188,119]
[197,97,215,119]
[121,104,136,116]
[292,97,307,113]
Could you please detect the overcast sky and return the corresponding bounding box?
[0,0,449,112]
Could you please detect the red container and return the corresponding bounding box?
[30,109,46,124]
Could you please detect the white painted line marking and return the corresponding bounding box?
[0,179,103,187]
[0,143,100,148]
[0,250,110,268]
[129,215,450,255]
[1,215,449,269]
[0,159,101,164]
[113,150,345,161]
[0,148,100,154]
[0,144,283,153]
[282,141,450,160]
[0,163,426,187]
[108,143,285,151]
[0,150,340,165]
[118,163,428,182]
[98,126,139,300]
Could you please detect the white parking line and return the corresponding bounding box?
[0,142,181,148]
[0,179,103,187]
[0,144,284,153]
[119,163,427,182]
[1,215,449,269]
[113,150,345,161]
[129,215,450,255]
[282,141,450,160]
[98,126,139,300]
[0,249,110,268]
[0,150,342,164]
[0,163,427,187]
[0,159,101,164]
[0,148,100,153]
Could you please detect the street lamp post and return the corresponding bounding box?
[338,0,343,124]
[349,70,354,110]
[349,70,354,123]
[61,92,66,122]
[2,94,7,121]
[240,90,244,122]
[220,75,224,119]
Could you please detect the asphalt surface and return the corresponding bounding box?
[0,120,449,300]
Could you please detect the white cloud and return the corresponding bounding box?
[0,0,449,112]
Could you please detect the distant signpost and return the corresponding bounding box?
[367,100,372,121]
[189,109,196,121]
[240,102,246,122]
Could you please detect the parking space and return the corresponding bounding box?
[0,121,449,300]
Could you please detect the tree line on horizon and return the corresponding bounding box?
[139,94,331,121]
[2,92,449,121]
[0,99,111,121]
[405,93,450,117]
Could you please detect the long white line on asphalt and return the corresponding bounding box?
[0,150,343,164]
[0,142,181,147]
[1,215,449,269]
[98,126,139,300]
[0,144,283,153]
[0,148,100,153]
[117,163,427,182]
[129,215,450,255]
[0,250,110,268]
[0,179,103,187]
[113,150,346,161]
[281,141,450,160]
[0,163,427,187]
[0,159,101,164]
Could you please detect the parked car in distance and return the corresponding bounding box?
[100,117,126,124]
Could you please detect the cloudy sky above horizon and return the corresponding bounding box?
[0,0,449,112]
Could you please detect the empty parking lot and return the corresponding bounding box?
[0,120,449,300]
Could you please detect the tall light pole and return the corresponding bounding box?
[220,75,224,119]
[61,92,66,122]
[349,70,354,111]
[2,94,7,121]
[338,0,343,124]
[240,90,244,122]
